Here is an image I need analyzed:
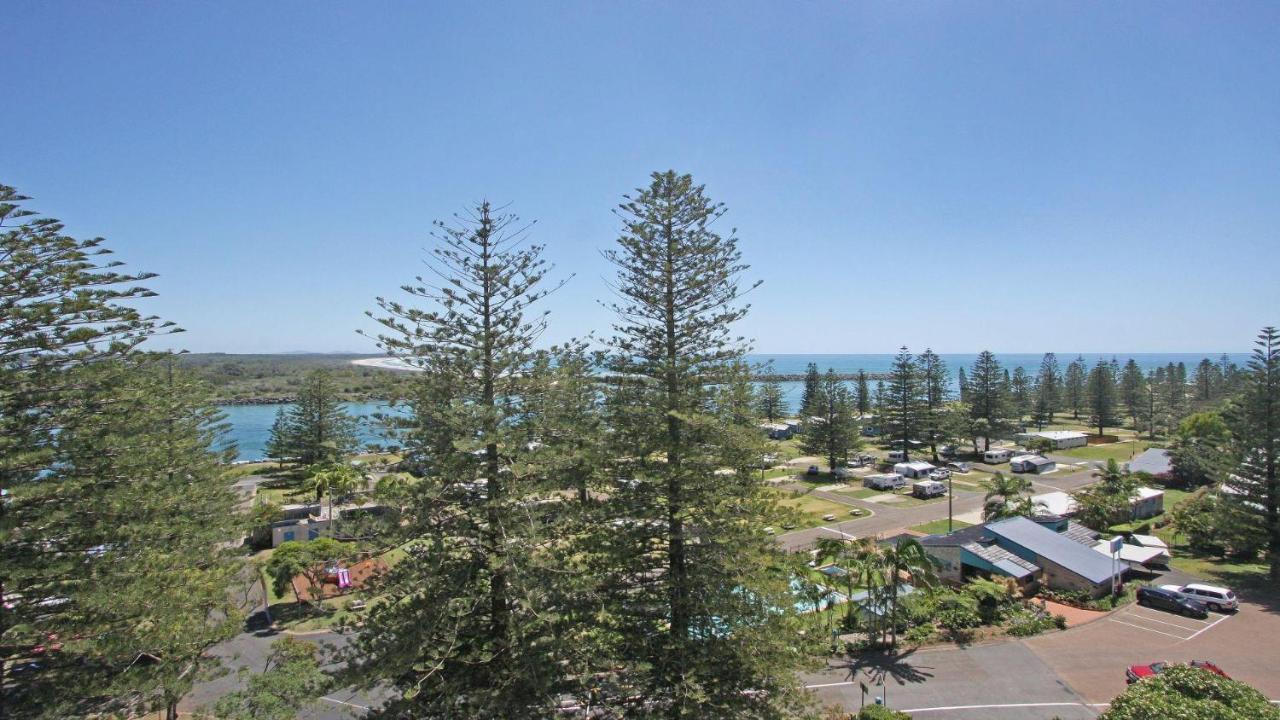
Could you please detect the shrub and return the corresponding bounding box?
[1006,608,1058,637]
[1099,664,1280,719]
[1053,614,1068,630]
[856,705,913,720]
[903,623,935,645]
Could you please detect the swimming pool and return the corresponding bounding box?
[790,577,848,613]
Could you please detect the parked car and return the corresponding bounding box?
[1159,583,1238,612]
[1136,586,1209,618]
[1189,660,1231,679]
[946,461,972,474]
[1127,660,1229,684]
[928,468,951,481]
[832,467,852,480]
[939,444,957,458]
[806,465,820,476]
[1125,661,1167,684]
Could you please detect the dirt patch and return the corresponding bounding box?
[295,556,387,602]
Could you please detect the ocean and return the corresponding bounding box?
[219,352,1248,461]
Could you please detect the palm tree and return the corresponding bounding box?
[982,471,1035,521]
[880,537,938,649]
[816,536,882,632]
[307,464,365,538]
[1073,458,1140,530]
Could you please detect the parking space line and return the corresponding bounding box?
[1108,618,1193,640]
[1181,612,1232,642]
[1122,610,1209,632]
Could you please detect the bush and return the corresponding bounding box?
[1006,608,1058,637]
[1053,613,1068,630]
[902,623,935,645]
[1099,664,1280,719]
[856,706,912,720]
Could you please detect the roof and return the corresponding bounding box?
[1093,540,1167,565]
[1028,430,1088,440]
[964,541,1040,579]
[1129,533,1169,550]
[1128,448,1173,476]
[895,461,935,471]
[1032,491,1078,517]
[986,516,1120,585]
[1062,520,1101,545]
[1133,486,1164,501]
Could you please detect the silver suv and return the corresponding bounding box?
[1159,583,1238,612]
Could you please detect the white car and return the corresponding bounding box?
[1159,583,1238,612]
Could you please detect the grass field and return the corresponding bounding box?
[909,518,973,535]
[777,494,867,528]
[1056,440,1158,463]
[832,486,882,500]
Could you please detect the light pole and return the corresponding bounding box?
[948,472,954,533]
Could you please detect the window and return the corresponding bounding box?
[283,531,295,542]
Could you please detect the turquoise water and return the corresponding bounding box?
[218,352,1246,461]
[218,402,397,462]
[790,577,848,614]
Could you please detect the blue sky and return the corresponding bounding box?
[3,2,1277,354]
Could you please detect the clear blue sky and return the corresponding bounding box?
[4,2,1277,354]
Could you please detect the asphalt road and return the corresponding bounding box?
[804,564,1280,718]
[777,465,1103,552]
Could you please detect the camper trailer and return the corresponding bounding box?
[912,479,947,499]
[983,449,1012,464]
[863,473,906,491]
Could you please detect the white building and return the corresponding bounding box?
[1015,430,1089,449]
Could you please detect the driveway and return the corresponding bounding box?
[807,567,1280,717]
[803,642,1099,719]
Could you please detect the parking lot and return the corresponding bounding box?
[1103,602,1233,641]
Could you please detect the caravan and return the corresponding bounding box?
[863,473,906,491]
[983,449,1012,464]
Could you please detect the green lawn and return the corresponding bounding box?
[777,494,867,528]
[1057,440,1158,463]
[832,486,882,500]
[909,518,972,535]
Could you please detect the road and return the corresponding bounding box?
[181,564,387,719]
[778,465,1103,552]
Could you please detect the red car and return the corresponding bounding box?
[1126,660,1230,684]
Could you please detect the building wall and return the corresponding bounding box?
[929,546,964,583]
[1034,554,1112,598]
[272,519,330,546]
[1131,494,1164,520]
